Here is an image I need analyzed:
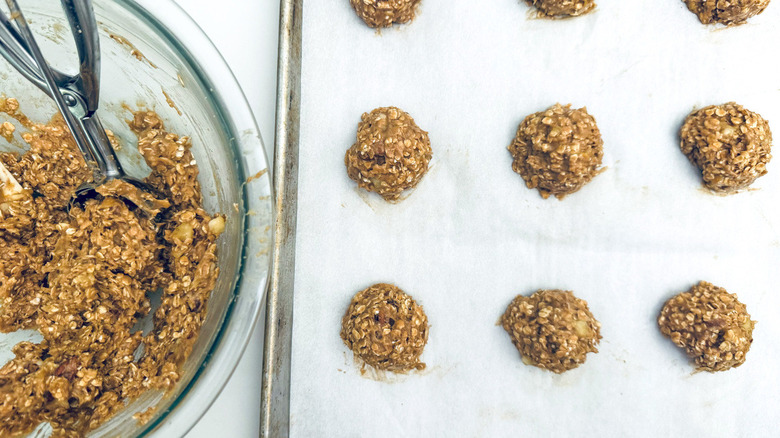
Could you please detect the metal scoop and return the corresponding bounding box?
[0,0,168,214]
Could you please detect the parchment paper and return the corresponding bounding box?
[291,0,780,436]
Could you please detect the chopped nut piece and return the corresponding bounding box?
[682,0,771,25]
[526,0,595,17]
[345,107,432,201]
[658,281,755,372]
[508,103,604,199]
[133,405,157,425]
[340,283,428,372]
[680,102,772,193]
[349,0,422,28]
[0,160,23,201]
[501,289,601,373]
[208,215,226,236]
[171,221,195,243]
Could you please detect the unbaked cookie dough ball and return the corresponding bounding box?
[682,0,770,25]
[680,102,772,193]
[345,107,432,201]
[501,289,601,373]
[508,103,604,200]
[526,0,595,17]
[340,283,429,372]
[350,0,421,28]
[658,281,755,372]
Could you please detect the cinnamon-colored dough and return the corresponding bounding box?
[345,106,432,201]
[508,103,604,200]
[350,0,422,28]
[501,289,601,373]
[658,281,755,372]
[0,99,223,437]
[340,283,428,372]
[526,0,595,17]
[682,0,771,25]
[680,102,772,193]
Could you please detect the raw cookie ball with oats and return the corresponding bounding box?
[680,102,772,193]
[501,289,601,373]
[682,0,770,25]
[345,106,432,201]
[658,281,756,372]
[508,103,604,200]
[526,0,595,17]
[349,0,422,28]
[340,283,429,372]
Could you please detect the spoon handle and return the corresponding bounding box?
[61,0,101,115]
[80,114,124,180]
[2,0,123,184]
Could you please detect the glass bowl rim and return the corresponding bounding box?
[94,0,275,436]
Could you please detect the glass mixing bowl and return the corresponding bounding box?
[0,0,272,436]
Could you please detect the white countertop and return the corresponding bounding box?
[173,1,279,437]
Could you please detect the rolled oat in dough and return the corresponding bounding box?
[501,289,601,373]
[526,0,595,18]
[340,283,429,372]
[658,281,756,372]
[680,102,772,194]
[682,0,771,25]
[345,106,432,202]
[508,103,604,200]
[349,0,422,28]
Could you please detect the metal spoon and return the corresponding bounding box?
[0,0,168,214]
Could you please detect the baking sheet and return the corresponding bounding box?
[290,0,780,436]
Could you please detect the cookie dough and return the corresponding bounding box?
[526,0,595,17]
[350,0,421,28]
[658,281,755,372]
[683,0,771,25]
[345,107,432,201]
[508,103,604,200]
[340,283,428,372]
[0,99,223,437]
[501,289,601,373]
[680,102,772,193]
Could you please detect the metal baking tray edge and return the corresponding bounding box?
[260,0,302,436]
